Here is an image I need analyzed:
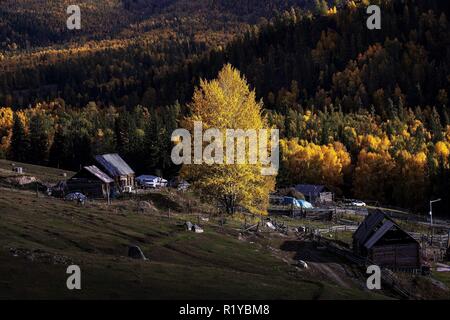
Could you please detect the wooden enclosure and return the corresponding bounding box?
[353,210,421,269]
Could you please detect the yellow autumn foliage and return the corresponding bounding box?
[280,139,351,190]
[181,64,275,215]
[392,150,428,206]
[446,125,450,142]
[0,107,14,129]
[15,111,29,132]
[353,150,395,202]
[0,107,14,153]
[435,141,450,165]
[360,134,391,152]
[327,6,337,15]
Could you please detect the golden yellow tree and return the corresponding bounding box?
[180,64,275,215]
[280,139,351,191]
[392,150,428,208]
[353,149,396,202]
[435,141,450,166]
[0,107,14,154]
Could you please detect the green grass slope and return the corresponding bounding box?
[0,186,386,299]
[0,159,74,183]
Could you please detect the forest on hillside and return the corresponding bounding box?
[0,0,353,107]
[0,0,339,52]
[0,0,449,216]
[1,1,448,111]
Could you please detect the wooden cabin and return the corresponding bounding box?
[67,165,113,198]
[353,210,421,269]
[294,184,333,204]
[95,153,135,192]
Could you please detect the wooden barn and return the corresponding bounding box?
[95,153,135,191]
[353,210,421,269]
[67,165,113,198]
[294,184,333,204]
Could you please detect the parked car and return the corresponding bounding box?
[169,177,190,191]
[343,199,366,207]
[65,192,87,203]
[136,175,167,188]
[176,181,190,191]
[351,200,367,207]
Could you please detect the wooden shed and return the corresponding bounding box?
[67,165,113,199]
[294,184,333,204]
[353,210,421,269]
[95,153,135,191]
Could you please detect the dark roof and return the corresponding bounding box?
[353,210,418,249]
[84,165,113,183]
[137,175,159,181]
[95,153,134,177]
[353,210,386,245]
[294,184,328,196]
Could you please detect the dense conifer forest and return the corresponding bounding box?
[0,0,449,215]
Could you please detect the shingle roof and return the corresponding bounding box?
[136,175,159,181]
[95,154,134,177]
[364,220,395,249]
[84,165,113,183]
[294,184,327,196]
[353,210,386,244]
[353,209,417,249]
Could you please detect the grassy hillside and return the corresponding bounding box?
[1,161,448,300]
[0,159,74,183]
[0,184,386,299]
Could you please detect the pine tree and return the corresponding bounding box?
[28,114,49,164]
[429,107,444,142]
[143,109,161,172]
[114,113,131,156]
[72,133,92,170]
[9,113,29,162]
[49,126,66,169]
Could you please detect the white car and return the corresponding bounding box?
[136,175,167,188]
[351,200,366,207]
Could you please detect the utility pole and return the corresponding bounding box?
[430,199,441,245]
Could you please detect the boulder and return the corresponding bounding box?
[192,225,204,233]
[184,221,193,231]
[297,260,308,269]
[128,245,147,260]
[266,221,276,230]
[183,221,203,233]
[138,201,156,213]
